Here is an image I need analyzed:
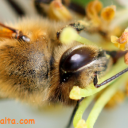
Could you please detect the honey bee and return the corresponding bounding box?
[0,17,111,105]
[0,0,128,128]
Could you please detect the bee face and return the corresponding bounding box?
[48,41,112,105]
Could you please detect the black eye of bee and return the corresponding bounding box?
[61,47,95,72]
[59,46,97,82]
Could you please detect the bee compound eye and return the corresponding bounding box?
[60,47,96,73]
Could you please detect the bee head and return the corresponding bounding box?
[49,43,111,104]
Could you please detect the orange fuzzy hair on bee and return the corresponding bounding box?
[0,17,77,105]
[0,17,70,106]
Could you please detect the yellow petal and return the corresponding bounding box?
[101,5,116,22]
[48,0,72,21]
[86,0,102,16]
[86,0,102,25]
[111,35,119,43]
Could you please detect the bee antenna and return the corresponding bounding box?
[94,68,128,88]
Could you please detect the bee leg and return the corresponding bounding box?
[66,98,84,128]
[94,68,128,88]
[0,23,30,42]
[94,51,128,88]
[93,71,98,86]
[57,22,85,39]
